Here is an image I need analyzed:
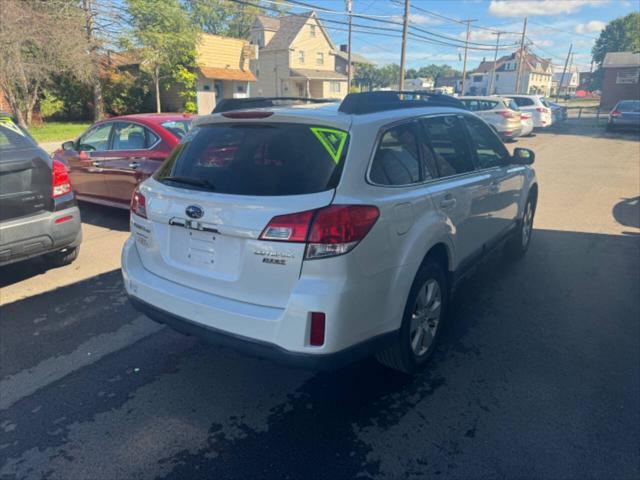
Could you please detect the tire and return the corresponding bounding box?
[46,246,79,268]
[376,260,448,374]
[506,195,536,259]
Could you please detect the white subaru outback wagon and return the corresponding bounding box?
[122,92,538,374]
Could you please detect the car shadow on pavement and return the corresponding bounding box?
[613,196,640,229]
[78,202,130,232]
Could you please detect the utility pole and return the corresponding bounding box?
[515,17,527,94]
[346,0,353,92]
[460,19,477,95]
[399,0,410,91]
[488,31,502,95]
[556,43,573,102]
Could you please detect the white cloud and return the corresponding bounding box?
[575,20,606,33]
[389,13,443,25]
[534,39,555,47]
[488,0,606,18]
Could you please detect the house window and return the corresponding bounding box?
[473,75,482,82]
[330,81,341,93]
[616,69,639,84]
[299,50,305,64]
[496,74,500,80]
[310,25,316,37]
[316,52,324,66]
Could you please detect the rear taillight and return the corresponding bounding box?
[52,160,72,198]
[611,110,621,117]
[496,111,515,119]
[259,205,380,259]
[131,187,147,219]
[259,209,315,242]
[521,113,531,119]
[536,107,549,113]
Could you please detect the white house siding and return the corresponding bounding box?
[251,50,291,96]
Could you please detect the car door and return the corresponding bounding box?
[99,121,163,205]
[462,114,524,243]
[67,122,114,200]
[417,115,496,268]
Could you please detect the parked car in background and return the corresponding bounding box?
[122,92,538,374]
[459,96,522,140]
[545,99,568,124]
[53,113,193,209]
[607,100,640,131]
[503,95,553,128]
[0,113,82,267]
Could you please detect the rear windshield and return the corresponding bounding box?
[161,120,192,139]
[503,98,520,111]
[618,100,640,112]
[0,117,36,155]
[155,123,349,196]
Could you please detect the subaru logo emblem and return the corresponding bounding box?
[185,205,204,219]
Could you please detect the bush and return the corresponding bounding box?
[39,91,65,119]
[102,69,154,116]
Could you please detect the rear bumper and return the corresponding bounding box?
[0,206,82,266]
[609,117,640,128]
[122,238,397,369]
[128,296,396,370]
[500,127,522,140]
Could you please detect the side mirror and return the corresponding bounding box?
[512,147,535,165]
[62,140,75,151]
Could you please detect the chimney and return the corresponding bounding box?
[340,44,348,53]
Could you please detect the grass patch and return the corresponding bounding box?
[29,122,91,143]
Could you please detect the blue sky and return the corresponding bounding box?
[298,0,639,72]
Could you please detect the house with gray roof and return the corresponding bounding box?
[249,12,368,98]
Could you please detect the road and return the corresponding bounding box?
[1,120,639,479]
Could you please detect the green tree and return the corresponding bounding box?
[185,0,287,39]
[592,13,640,66]
[416,64,461,81]
[125,0,198,112]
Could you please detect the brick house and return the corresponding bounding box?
[600,52,640,109]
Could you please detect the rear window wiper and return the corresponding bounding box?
[159,175,216,191]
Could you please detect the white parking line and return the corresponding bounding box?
[0,316,162,411]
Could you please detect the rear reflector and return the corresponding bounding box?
[54,215,73,224]
[52,160,72,198]
[131,187,147,219]
[310,312,326,346]
[611,110,621,117]
[221,111,274,119]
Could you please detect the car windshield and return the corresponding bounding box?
[618,100,640,112]
[155,122,349,196]
[161,119,193,139]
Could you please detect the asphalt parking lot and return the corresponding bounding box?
[1,120,639,479]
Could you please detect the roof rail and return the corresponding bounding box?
[338,91,466,115]
[212,97,336,114]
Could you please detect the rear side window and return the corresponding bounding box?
[420,116,474,177]
[0,119,34,154]
[161,120,192,139]
[155,123,348,196]
[111,122,158,150]
[78,123,112,152]
[511,97,534,107]
[618,100,640,112]
[370,123,422,185]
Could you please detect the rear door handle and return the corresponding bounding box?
[489,181,499,193]
[440,196,457,209]
[129,161,140,169]
[92,160,102,167]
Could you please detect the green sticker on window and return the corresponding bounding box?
[310,127,347,164]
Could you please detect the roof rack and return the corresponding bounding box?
[212,97,336,114]
[338,91,466,115]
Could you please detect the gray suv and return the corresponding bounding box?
[0,114,82,267]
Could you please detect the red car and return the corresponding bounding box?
[53,113,193,209]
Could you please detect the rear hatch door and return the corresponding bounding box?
[0,118,51,222]
[136,120,350,308]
